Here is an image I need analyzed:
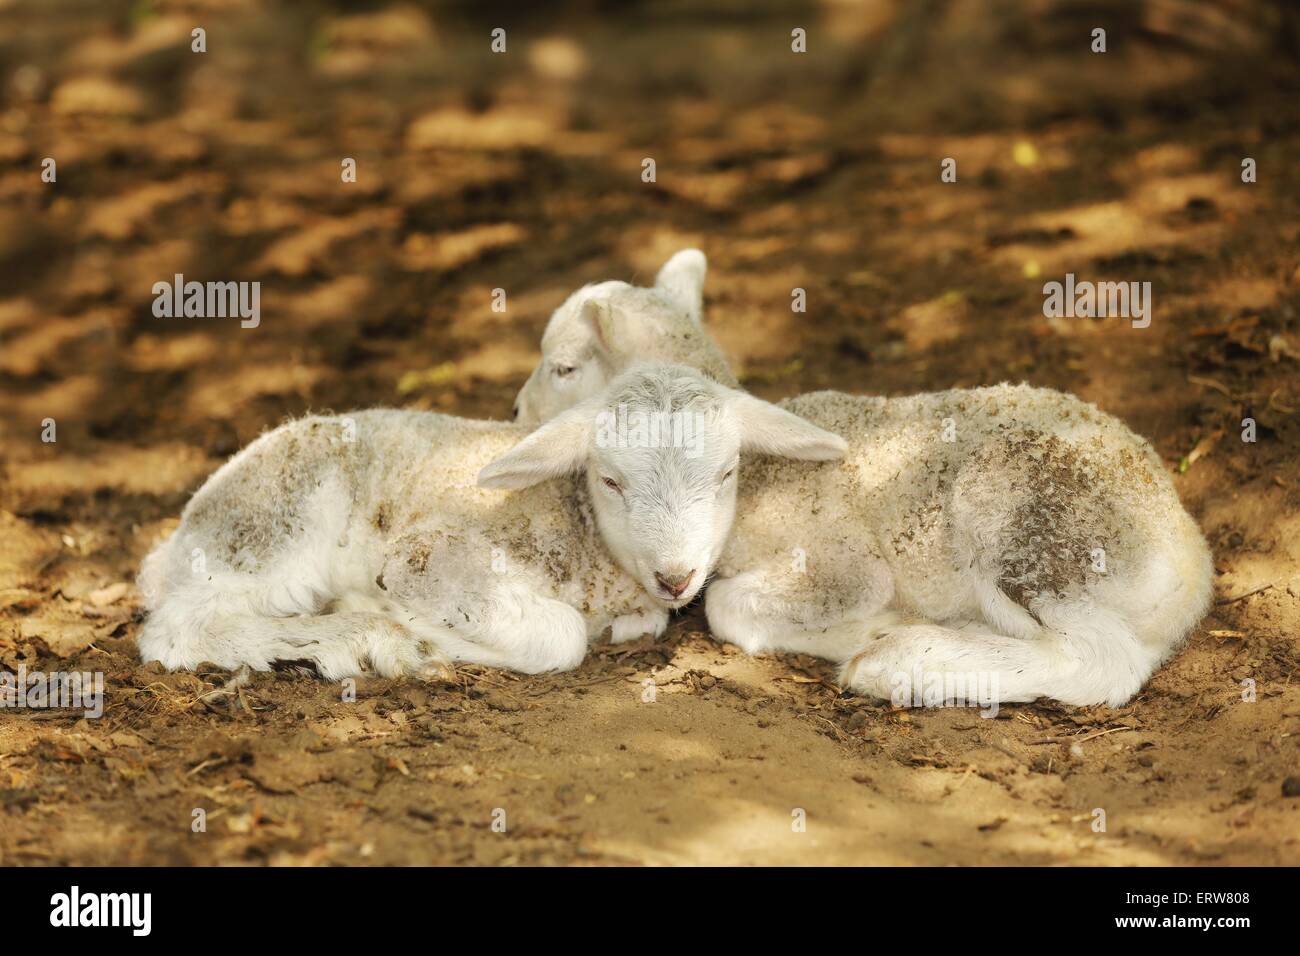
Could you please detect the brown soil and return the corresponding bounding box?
[1,2,1298,865]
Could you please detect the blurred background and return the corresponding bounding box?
[5,0,1298,569]
[1,1,1298,865]
[2,1,1297,442]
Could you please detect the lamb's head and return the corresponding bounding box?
[480,365,846,609]
[512,249,737,425]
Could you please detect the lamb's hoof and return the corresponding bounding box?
[415,660,457,683]
[838,652,891,702]
[609,608,669,644]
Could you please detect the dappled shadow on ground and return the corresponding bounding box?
[1,0,1298,864]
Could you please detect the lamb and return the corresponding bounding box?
[136,380,842,679]
[510,253,1214,707]
[511,249,736,424]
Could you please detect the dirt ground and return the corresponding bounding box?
[1,1,1299,865]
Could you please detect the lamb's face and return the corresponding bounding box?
[513,281,631,426]
[513,250,714,426]
[582,386,740,608]
[479,365,849,612]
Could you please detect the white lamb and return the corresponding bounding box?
[509,252,1214,706]
[136,378,842,679]
[512,249,736,424]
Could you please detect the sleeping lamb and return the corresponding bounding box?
[135,374,843,679]
[511,252,1214,707]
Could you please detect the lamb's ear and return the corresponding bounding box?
[477,405,593,490]
[579,297,619,355]
[731,392,847,461]
[654,249,706,324]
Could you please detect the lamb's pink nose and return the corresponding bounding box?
[654,569,696,598]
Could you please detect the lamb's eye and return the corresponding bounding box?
[602,476,622,494]
[720,468,735,484]
[553,364,577,378]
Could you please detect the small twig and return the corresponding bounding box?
[1172,691,1207,732]
[1075,725,1134,743]
[772,673,841,693]
[462,670,512,689]
[1187,374,1233,397]
[195,667,253,702]
[1216,583,1273,605]
[186,757,228,777]
[1027,726,1133,745]
[810,713,850,742]
[527,673,624,698]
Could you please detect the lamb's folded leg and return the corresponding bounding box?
[138,602,440,680]
[379,563,591,675]
[838,604,1158,708]
[140,571,589,679]
[704,565,894,664]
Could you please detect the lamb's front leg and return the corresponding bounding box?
[704,559,895,664]
[609,605,669,644]
[393,578,590,674]
[380,539,590,675]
